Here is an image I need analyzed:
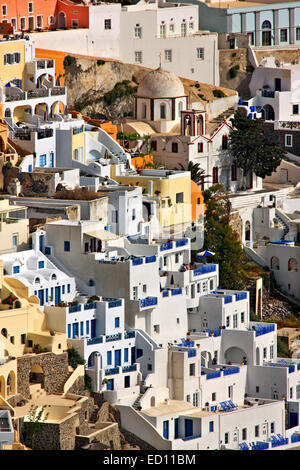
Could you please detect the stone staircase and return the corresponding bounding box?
[51,371,73,395]
[89,405,99,424]
[132,393,144,411]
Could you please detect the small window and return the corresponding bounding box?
[241,312,245,323]
[212,166,218,184]
[64,241,70,252]
[107,351,112,365]
[226,316,230,327]
[256,386,259,393]
[28,2,33,13]
[164,49,172,62]
[176,192,184,203]
[285,134,293,147]
[12,234,18,247]
[37,15,43,28]
[135,51,142,64]
[209,421,214,432]
[20,17,26,30]
[172,142,178,153]
[280,28,288,42]
[231,165,237,181]
[189,363,195,376]
[242,428,247,440]
[151,140,157,151]
[292,104,299,115]
[21,334,26,344]
[2,5,7,16]
[115,317,120,328]
[169,23,174,32]
[13,265,20,274]
[224,433,229,444]
[297,27,300,41]
[134,26,142,38]
[270,422,275,434]
[38,260,44,269]
[198,142,203,153]
[147,363,152,371]
[104,19,111,30]
[212,392,216,401]
[154,324,160,333]
[71,19,79,28]
[222,135,228,150]
[255,425,259,437]
[197,48,204,60]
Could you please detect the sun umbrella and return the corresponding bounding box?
[197,250,215,257]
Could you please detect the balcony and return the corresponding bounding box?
[270,435,288,448]
[223,366,240,376]
[84,301,97,310]
[105,367,119,376]
[188,349,196,358]
[160,241,173,251]
[206,371,221,380]
[140,297,158,309]
[108,299,122,308]
[145,255,156,264]
[175,238,188,248]
[193,264,216,276]
[51,86,66,96]
[171,288,182,296]
[87,336,103,345]
[122,364,137,373]
[224,295,232,304]
[106,333,122,342]
[235,292,247,301]
[261,90,275,98]
[182,433,201,441]
[124,330,135,339]
[252,323,275,337]
[69,304,82,313]
[132,257,143,266]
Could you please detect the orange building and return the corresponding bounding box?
[0,0,89,32]
[35,48,67,86]
[191,180,205,223]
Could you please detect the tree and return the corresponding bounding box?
[203,184,247,290]
[177,162,211,186]
[229,112,286,181]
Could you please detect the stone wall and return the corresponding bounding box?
[17,352,69,399]
[229,211,243,242]
[264,122,300,157]
[68,376,86,396]
[75,422,121,450]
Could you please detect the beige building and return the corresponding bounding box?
[0,199,29,254]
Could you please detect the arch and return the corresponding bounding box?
[245,220,251,241]
[7,370,16,396]
[0,376,5,398]
[288,258,298,272]
[88,149,101,161]
[262,104,275,121]
[87,351,101,368]
[160,103,166,120]
[1,328,7,338]
[50,101,65,117]
[34,102,49,119]
[262,20,272,29]
[13,105,32,124]
[197,115,204,135]
[150,396,156,407]
[34,276,41,284]
[58,11,66,29]
[36,73,54,89]
[29,364,44,387]
[224,346,247,364]
[51,273,57,281]
[184,114,192,136]
[270,256,280,270]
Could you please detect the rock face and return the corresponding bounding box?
[65,58,150,122]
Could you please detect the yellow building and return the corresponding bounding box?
[116,169,192,228]
[0,199,29,254]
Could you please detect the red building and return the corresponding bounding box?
[0,0,89,32]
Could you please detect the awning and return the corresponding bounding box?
[84,229,119,241]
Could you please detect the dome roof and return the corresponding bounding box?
[137,68,185,98]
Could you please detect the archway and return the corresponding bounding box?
[262,104,275,121]
[262,20,272,46]
[13,105,32,124]
[1,328,7,338]
[87,351,101,369]
[224,346,247,365]
[184,115,192,136]
[197,115,203,135]
[270,256,280,270]
[58,12,66,29]
[7,371,16,396]
[50,101,64,117]
[288,258,298,272]
[34,102,49,120]
[29,364,44,387]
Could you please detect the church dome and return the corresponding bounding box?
[137,67,185,98]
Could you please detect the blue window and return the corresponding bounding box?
[28,164,33,172]
[163,421,169,439]
[86,320,89,335]
[12,234,18,247]
[80,322,84,336]
[39,154,47,167]
[51,287,54,298]
[62,285,65,294]
[64,241,70,252]
[209,421,214,432]
[34,290,37,296]
[115,317,120,328]
[107,351,112,366]
[124,348,128,362]
[38,260,44,269]
[67,284,71,293]
[67,324,71,338]
[13,265,20,274]
[50,152,54,168]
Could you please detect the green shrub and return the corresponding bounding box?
[194,83,200,89]
[64,55,76,67]
[213,89,226,98]
[277,336,292,358]
[260,272,270,292]
[229,65,240,79]
[67,348,85,369]
[103,80,138,106]
[84,373,92,392]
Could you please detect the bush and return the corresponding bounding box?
[103,80,138,106]
[67,348,85,369]
[277,336,292,358]
[260,272,270,292]
[194,83,200,89]
[229,65,240,79]
[213,89,226,98]
[64,55,76,67]
[84,373,92,392]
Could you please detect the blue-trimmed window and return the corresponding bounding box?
[124,348,128,362]
[86,320,89,335]
[115,317,120,328]
[39,154,47,167]
[67,284,71,293]
[67,324,71,338]
[12,234,18,247]
[62,285,65,294]
[13,265,20,274]
[64,241,70,252]
[209,421,214,432]
[38,260,44,269]
[107,351,112,366]
[80,322,84,336]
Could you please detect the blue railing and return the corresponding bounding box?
[205,329,221,338]
[145,255,156,264]
[69,304,82,313]
[193,265,216,276]
[122,364,137,373]
[132,257,143,266]
[105,367,119,376]
[108,299,122,308]
[178,340,194,348]
[270,435,288,447]
[171,288,182,296]
[160,241,173,251]
[182,434,201,441]
[84,302,97,310]
[87,336,103,345]
[252,441,269,450]
[223,367,240,376]
[239,442,249,450]
[176,238,188,248]
[188,349,196,358]
[124,330,135,339]
[106,333,122,342]
[140,297,158,308]
[162,290,169,297]
[206,371,221,380]
[72,126,84,135]
[224,296,232,304]
[291,433,300,443]
[254,324,275,337]
[235,292,247,301]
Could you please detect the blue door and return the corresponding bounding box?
[91,319,96,338]
[107,379,114,391]
[38,289,44,306]
[163,420,169,439]
[185,419,193,438]
[72,322,79,339]
[174,418,179,439]
[54,286,61,305]
[289,412,299,428]
[115,349,121,367]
